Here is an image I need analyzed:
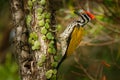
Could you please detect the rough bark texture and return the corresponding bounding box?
[10,0,57,80]
[10,0,32,80]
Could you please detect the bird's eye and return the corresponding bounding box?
[78,9,84,13]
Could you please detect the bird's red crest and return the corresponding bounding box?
[85,11,95,19]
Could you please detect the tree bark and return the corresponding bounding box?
[10,0,57,80]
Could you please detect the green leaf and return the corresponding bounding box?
[28,39,34,45]
[45,13,51,19]
[40,0,46,5]
[52,69,57,75]
[51,62,58,68]
[46,32,53,40]
[37,54,46,66]
[37,15,43,20]
[37,8,43,14]
[48,47,56,54]
[38,19,45,27]
[45,70,53,79]
[26,15,31,26]
[41,54,46,62]
[54,54,62,61]
[52,48,56,54]
[42,35,46,40]
[50,75,56,80]
[48,41,54,48]
[50,40,54,44]
[32,41,40,50]
[56,24,62,31]
[30,32,38,40]
[41,27,47,35]
[48,48,53,53]
[46,19,50,23]
[45,23,50,29]
[54,56,59,61]
[29,32,38,44]
[28,0,33,7]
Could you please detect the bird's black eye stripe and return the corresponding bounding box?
[85,14,91,21]
[80,14,86,23]
[78,13,90,24]
[84,14,90,22]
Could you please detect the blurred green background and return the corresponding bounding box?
[0,0,120,80]
[0,0,20,80]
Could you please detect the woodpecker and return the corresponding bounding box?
[58,9,95,68]
[66,10,95,56]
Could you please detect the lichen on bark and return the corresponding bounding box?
[10,0,57,80]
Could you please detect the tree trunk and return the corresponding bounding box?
[10,0,57,80]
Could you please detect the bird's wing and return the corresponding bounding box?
[66,26,84,56]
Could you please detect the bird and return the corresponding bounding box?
[57,9,95,69]
[66,10,95,56]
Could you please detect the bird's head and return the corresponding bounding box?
[74,9,95,24]
[74,9,95,20]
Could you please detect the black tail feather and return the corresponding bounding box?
[56,54,66,69]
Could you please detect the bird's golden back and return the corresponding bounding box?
[66,26,84,56]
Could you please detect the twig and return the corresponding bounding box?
[74,56,95,80]
[80,40,118,46]
[75,65,95,80]
[97,63,103,80]
[71,71,86,77]
[96,19,120,34]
